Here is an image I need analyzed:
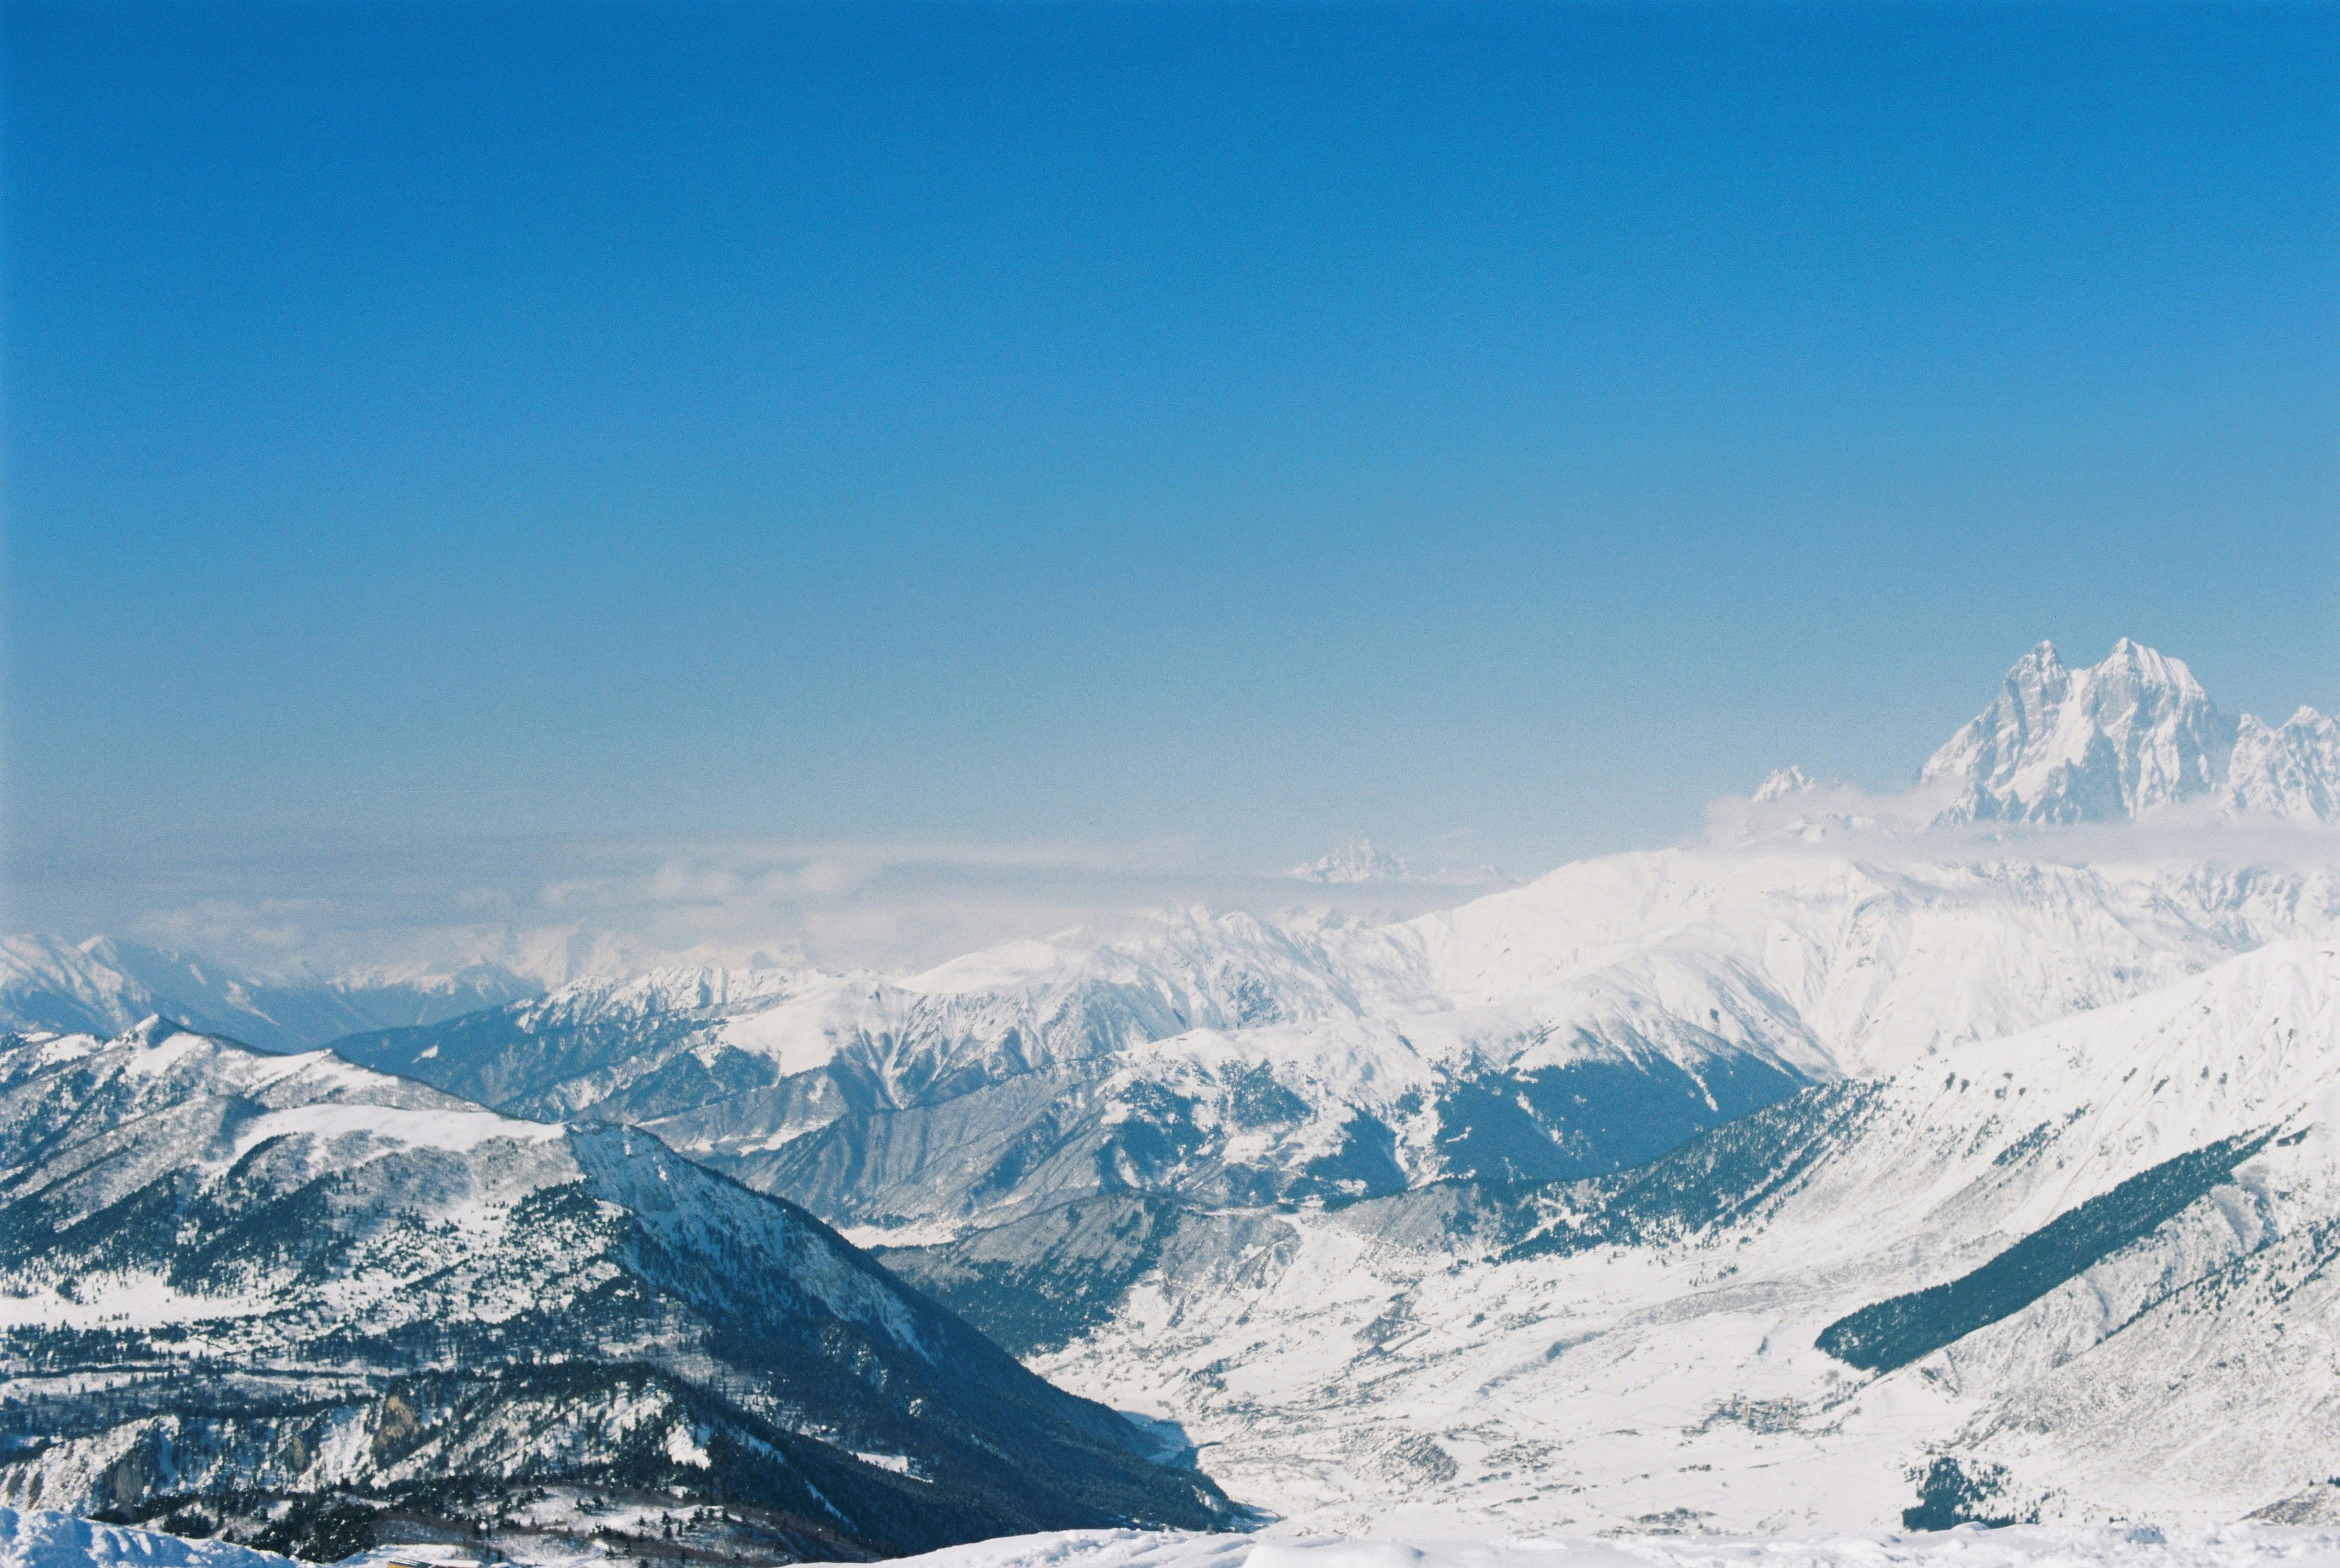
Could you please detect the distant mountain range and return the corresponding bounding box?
[4,639,2340,1542]
[315,850,2340,1246]
[0,935,536,1054]
[1288,841,1412,884]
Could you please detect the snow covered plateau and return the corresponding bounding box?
[6,639,2340,1565]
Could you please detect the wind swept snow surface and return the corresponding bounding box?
[808,1526,2340,1568]
[0,1510,296,1568]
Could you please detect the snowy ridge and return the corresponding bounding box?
[335,847,2340,1238]
[513,965,822,1026]
[0,1509,297,1568]
[2229,708,2340,822]
[1408,850,2340,1076]
[334,901,1828,1233]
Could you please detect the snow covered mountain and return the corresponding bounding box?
[1919,640,2340,825]
[0,1023,1228,1563]
[1289,842,1411,884]
[0,1508,300,1568]
[13,635,2340,1544]
[885,939,2340,1534]
[329,904,1825,1236]
[329,851,2340,1238]
[0,936,536,1053]
[302,644,2338,1243]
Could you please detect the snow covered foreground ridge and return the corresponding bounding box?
[816,1527,2340,1568]
[12,1517,2340,1568]
[0,1509,298,1568]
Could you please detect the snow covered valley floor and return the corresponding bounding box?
[883,941,2340,1535]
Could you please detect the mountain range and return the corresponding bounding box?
[890,937,2340,1531]
[5,639,2340,1547]
[0,938,535,1057]
[318,850,2340,1246]
[0,1022,1227,1563]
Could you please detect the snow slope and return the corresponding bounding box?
[886,941,2340,1534]
[10,1514,2340,1568]
[0,1509,297,1568]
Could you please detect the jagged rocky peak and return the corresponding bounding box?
[1919,638,2337,825]
[1290,838,1411,883]
[2229,705,2340,821]
[1752,766,1818,802]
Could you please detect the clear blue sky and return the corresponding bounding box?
[5,0,2337,952]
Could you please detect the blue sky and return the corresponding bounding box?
[4,0,2337,967]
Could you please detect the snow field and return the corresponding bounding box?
[802,1525,2340,1568]
[0,1510,297,1568]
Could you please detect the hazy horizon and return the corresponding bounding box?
[7,0,2336,977]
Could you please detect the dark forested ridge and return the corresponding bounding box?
[0,1026,1231,1565]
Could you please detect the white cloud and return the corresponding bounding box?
[1701,771,2340,870]
[50,793,2334,995]
[20,829,1484,986]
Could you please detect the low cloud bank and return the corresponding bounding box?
[1704,773,2340,870]
[6,832,1508,985]
[9,783,2338,989]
